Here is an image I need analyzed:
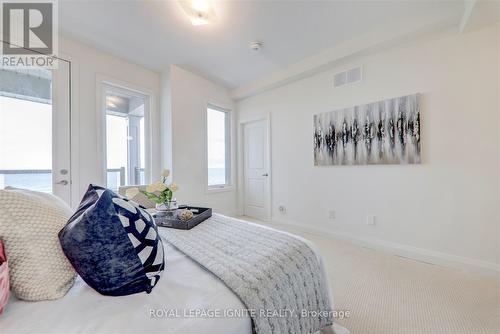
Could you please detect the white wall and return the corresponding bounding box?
[162,65,237,214]
[237,24,500,272]
[60,37,161,207]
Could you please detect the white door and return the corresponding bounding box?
[243,119,270,220]
[0,61,72,204]
[52,61,72,203]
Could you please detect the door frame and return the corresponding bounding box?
[237,113,272,221]
[0,44,78,207]
[63,53,81,209]
[51,54,74,206]
[96,74,155,189]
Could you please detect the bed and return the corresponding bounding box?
[1,218,348,334]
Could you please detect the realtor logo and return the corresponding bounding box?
[1,0,58,68]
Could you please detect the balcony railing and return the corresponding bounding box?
[1,167,145,193]
[106,167,126,191]
[107,167,145,191]
[0,169,52,192]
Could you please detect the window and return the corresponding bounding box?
[207,105,231,189]
[0,68,53,193]
[104,85,148,191]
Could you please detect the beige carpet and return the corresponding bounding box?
[241,217,500,334]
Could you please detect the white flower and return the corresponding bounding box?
[169,182,179,192]
[125,187,140,199]
[161,169,170,178]
[146,182,167,193]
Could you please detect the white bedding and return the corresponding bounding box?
[1,241,252,334]
[1,225,348,334]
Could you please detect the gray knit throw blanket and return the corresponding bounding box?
[160,214,333,334]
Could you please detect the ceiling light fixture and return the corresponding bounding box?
[179,0,216,26]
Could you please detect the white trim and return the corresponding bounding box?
[270,217,500,277]
[237,113,272,221]
[95,74,156,187]
[206,185,235,194]
[51,59,71,205]
[60,52,81,209]
[204,102,235,194]
[459,0,478,33]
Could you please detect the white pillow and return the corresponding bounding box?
[0,188,76,301]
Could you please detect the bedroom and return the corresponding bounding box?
[0,1,499,334]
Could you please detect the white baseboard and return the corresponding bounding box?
[270,218,499,277]
[220,210,239,217]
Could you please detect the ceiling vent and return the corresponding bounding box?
[334,66,362,88]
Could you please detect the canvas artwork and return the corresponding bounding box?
[313,93,420,166]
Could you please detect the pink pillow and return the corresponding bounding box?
[0,241,9,315]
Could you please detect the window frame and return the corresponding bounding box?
[205,103,233,193]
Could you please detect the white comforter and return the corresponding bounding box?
[1,241,252,334]
[1,225,348,334]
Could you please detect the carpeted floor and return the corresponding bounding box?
[243,217,500,334]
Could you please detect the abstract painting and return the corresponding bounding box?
[313,93,420,165]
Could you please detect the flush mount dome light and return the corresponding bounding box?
[179,0,216,26]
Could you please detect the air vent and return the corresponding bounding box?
[334,66,362,87]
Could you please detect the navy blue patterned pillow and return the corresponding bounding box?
[59,184,165,296]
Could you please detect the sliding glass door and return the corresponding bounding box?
[0,62,72,204]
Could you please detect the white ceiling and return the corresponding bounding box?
[59,1,465,89]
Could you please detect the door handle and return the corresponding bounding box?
[55,180,69,186]
[262,173,269,177]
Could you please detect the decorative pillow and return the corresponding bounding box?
[0,188,76,301]
[0,241,9,314]
[59,184,165,296]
